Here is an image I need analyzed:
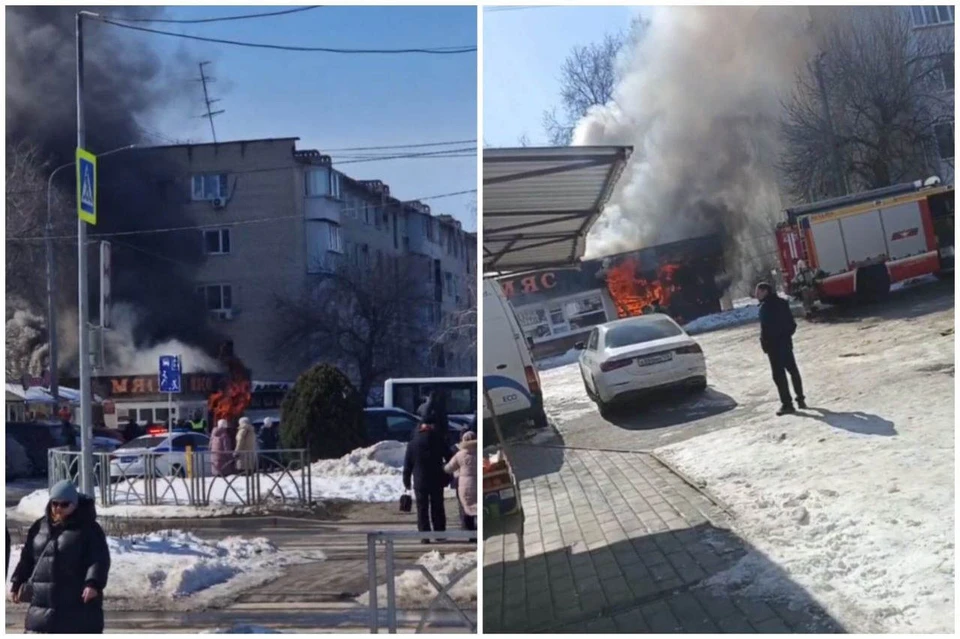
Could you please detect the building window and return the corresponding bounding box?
[937,54,954,91]
[912,5,954,26]
[424,216,435,242]
[198,284,233,312]
[935,121,954,160]
[328,224,343,253]
[192,174,228,201]
[203,228,230,255]
[305,168,342,200]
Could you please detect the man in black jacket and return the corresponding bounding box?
[757,282,806,416]
[404,401,454,543]
[10,480,111,633]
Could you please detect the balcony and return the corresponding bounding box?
[304,197,341,224]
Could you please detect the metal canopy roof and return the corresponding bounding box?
[483,146,631,274]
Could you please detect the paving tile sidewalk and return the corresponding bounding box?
[483,443,842,633]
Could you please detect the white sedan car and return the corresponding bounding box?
[109,431,212,479]
[576,314,707,414]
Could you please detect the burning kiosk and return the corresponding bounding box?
[498,235,726,359]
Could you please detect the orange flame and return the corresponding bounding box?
[208,356,252,423]
[603,257,683,319]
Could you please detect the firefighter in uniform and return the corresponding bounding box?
[189,409,208,434]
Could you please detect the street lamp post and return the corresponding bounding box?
[45,144,135,406]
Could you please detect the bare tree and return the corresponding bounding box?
[781,7,953,201]
[543,17,649,145]
[6,143,77,377]
[274,254,438,403]
[431,278,477,375]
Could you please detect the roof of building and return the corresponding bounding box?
[143,137,300,151]
[483,145,632,274]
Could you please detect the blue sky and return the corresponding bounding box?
[483,5,642,148]
[123,5,477,230]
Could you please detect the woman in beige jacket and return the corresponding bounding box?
[444,431,477,532]
[234,417,258,474]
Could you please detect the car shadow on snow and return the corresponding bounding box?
[795,408,897,437]
[604,388,739,432]
[483,522,846,633]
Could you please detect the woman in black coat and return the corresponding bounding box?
[10,481,111,634]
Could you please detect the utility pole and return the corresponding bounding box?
[197,62,225,143]
[76,11,95,497]
[45,145,133,413]
[814,53,849,197]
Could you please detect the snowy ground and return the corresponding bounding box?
[16,441,450,519]
[539,282,954,633]
[7,530,323,607]
[357,551,477,609]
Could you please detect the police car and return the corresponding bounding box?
[109,428,212,479]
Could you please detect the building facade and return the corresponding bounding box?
[144,138,476,385]
[909,5,955,185]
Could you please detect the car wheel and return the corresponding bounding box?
[582,373,595,400]
[694,377,708,393]
[170,464,186,478]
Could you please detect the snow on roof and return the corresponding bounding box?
[4,384,101,404]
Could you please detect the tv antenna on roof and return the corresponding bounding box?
[196,61,225,143]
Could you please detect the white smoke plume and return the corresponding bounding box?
[6,299,48,377]
[101,303,222,375]
[574,6,817,291]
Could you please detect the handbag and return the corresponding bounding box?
[18,539,53,604]
[399,491,413,513]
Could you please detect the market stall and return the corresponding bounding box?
[481,145,632,524]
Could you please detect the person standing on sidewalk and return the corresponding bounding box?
[756,282,806,415]
[403,409,453,543]
[444,431,477,535]
[234,417,258,475]
[10,480,110,634]
[210,419,234,476]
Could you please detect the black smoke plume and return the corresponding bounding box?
[6,6,224,373]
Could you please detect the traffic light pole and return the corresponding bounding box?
[76,11,94,497]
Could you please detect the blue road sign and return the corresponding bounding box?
[159,355,182,394]
[76,148,97,225]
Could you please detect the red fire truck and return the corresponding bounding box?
[775,180,954,309]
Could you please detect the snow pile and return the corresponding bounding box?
[357,551,477,608]
[536,348,581,371]
[658,305,955,633]
[7,530,323,602]
[683,304,760,334]
[310,441,405,477]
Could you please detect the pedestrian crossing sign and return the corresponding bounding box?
[76,147,97,225]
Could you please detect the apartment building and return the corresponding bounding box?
[805,5,955,190]
[144,137,476,383]
[910,5,955,185]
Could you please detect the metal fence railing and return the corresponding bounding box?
[48,448,313,508]
[366,530,477,634]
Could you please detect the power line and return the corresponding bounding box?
[100,6,321,24]
[87,14,476,55]
[334,147,476,165]
[322,139,476,152]
[7,189,477,243]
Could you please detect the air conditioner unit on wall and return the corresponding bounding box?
[212,197,226,210]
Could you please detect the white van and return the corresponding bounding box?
[483,278,548,435]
